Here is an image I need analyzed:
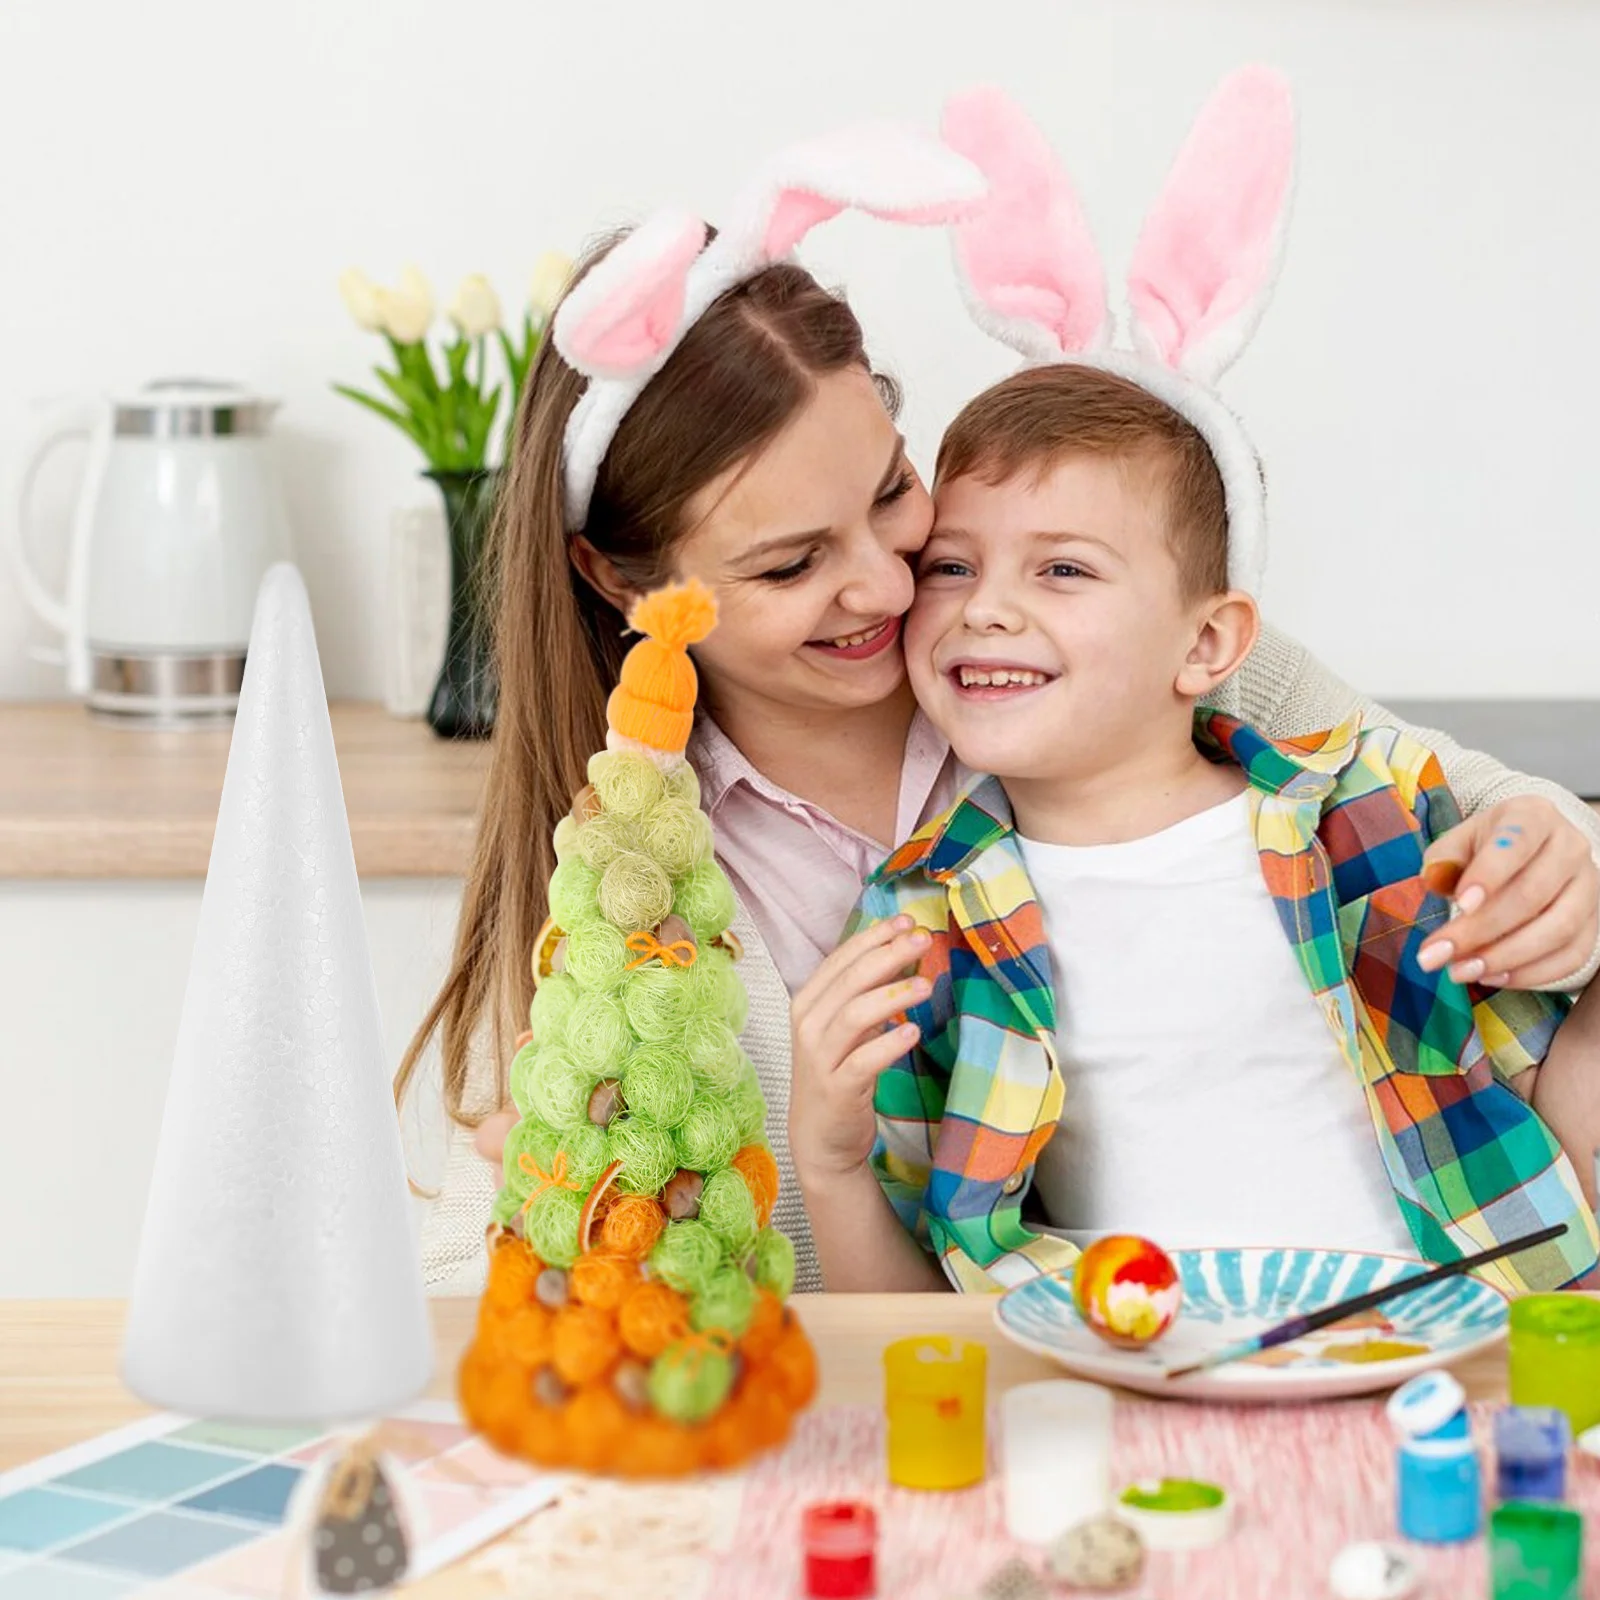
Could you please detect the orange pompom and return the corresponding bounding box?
[570,1252,638,1313]
[551,1303,623,1388]
[484,1238,542,1312]
[621,1416,706,1478]
[599,1194,668,1259]
[561,1385,633,1474]
[731,1146,780,1229]
[768,1326,819,1410]
[738,1290,786,1362]
[618,1280,691,1360]
[627,580,718,651]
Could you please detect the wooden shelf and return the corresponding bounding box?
[0,701,490,879]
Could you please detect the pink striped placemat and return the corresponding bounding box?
[702,1400,1599,1600]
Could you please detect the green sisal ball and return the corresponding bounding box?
[649,1219,724,1297]
[680,1015,743,1090]
[547,859,603,931]
[622,963,696,1043]
[641,798,714,878]
[691,1266,758,1338]
[573,813,637,875]
[664,761,701,809]
[648,1341,732,1425]
[528,972,580,1047]
[562,989,633,1077]
[619,1044,695,1130]
[727,1074,770,1146]
[524,1048,601,1130]
[607,1115,679,1197]
[673,1097,740,1176]
[554,1121,611,1191]
[563,921,632,992]
[588,750,667,819]
[752,1227,797,1298]
[697,1167,760,1257]
[501,1115,560,1202]
[524,1185,585,1268]
[597,850,675,932]
[671,861,737,941]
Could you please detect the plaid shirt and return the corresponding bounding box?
[853,712,1600,1294]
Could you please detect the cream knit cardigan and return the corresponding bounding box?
[418,624,1600,1297]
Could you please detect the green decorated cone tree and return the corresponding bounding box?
[459,581,815,1475]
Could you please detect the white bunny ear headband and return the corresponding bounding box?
[942,65,1295,597]
[553,124,988,532]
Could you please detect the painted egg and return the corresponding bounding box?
[1071,1235,1181,1348]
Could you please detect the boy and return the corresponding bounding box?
[792,364,1600,1294]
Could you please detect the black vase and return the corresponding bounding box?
[425,469,499,740]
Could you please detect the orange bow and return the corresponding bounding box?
[674,1326,736,1377]
[517,1149,579,1219]
[624,930,698,971]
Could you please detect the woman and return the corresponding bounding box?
[399,241,1600,1295]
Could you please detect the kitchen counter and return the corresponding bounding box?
[0,700,489,878]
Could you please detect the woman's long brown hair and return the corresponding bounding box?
[394,238,891,1150]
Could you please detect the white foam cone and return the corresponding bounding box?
[122,563,433,1422]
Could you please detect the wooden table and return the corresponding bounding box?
[0,701,489,878]
[0,1295,1523,1597]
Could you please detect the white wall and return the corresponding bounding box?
[3,0,1599,701]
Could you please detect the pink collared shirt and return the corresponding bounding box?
[689,711,964,996]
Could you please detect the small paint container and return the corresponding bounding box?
[1490,1501,1583,1600]
[1509,1295,1600,1436]
[883,1336,987,1490]
[1387,1372,1480,1545]
[1494,1406,1569,1503]
[802,1501,876,1599]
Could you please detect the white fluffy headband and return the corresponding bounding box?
[552,123,988,532]
[942,66,1295,597]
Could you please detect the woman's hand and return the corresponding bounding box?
[1419,797,1600,989]
[473,1107,518,1169]
[789,915,930,1186]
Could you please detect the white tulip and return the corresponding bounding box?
[528,251,575,319]
[338,268,383,331]
[377,265,433,345]
[448,273,502,338]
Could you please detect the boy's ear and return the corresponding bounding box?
[1177,591,1260,698]
[569,537,640,617]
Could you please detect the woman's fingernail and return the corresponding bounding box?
[910,930,931,948]
[1450,958,1486,984]
[1417,941,1452,972]
[1456,885,1486,914]
[1485,971,1511,988]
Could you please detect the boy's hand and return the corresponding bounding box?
[1419,797,1600,988]
[790,915,931,1185]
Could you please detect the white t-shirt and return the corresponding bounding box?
[1018,791,1413,1255]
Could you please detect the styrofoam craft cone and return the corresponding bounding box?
[122,563,433,1422]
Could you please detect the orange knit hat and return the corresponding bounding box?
[606,581,718,756]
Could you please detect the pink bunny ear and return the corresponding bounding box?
[941,86,1108,364]
[1127,65,1294,385]
[552,211,709,379]
[721,122,987,270]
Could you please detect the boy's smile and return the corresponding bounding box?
[906,453,1257,842]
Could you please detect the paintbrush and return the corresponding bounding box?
[1162,1221,1569,1382]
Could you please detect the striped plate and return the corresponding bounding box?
[994,1246,1509,1402]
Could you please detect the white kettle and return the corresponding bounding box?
[10,379,294,723]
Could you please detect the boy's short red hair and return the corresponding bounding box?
[935,364,1230,600]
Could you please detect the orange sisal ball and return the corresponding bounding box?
[768,1327,819,1410]
[570,1252,638,1313]
[738,1290,786,1362]
[599,1194,668,1259]
[731,1145,780,1228]
[561,1386,633,1474]
[551,1303,623,1388]
[617,1280,690,1359]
